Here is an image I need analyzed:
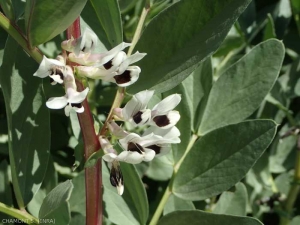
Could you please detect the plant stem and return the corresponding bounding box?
[67,19,102,225]
[127,5,149,56]
[100,5,150,135]
[174,134,199,173]
[149,184,172,225]
[0,12,43,63]
[0,202,39,224]
[149,134,199,225]
[280,138,300,225]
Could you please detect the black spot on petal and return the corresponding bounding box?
[147,145,161,154]
[153,115,170,127]
[133,111,143,124]
[55,68,64,80]
[103,60,113,70]
[71,103,82,108]
[114,70,131,84]
[128,142,144,154]
[82,46,86,52]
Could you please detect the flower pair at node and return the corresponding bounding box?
[62,28,146,87]
[100,90,181,195]
[115,90,181,129]
[34,56,89,116]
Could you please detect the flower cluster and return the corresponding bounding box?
[32,28,181,196]
[33,28,146,115]
[100,90,181,195]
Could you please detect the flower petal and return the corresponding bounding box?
[122,90,154,120]
[76,28,98,55]
[76,66,116,79]
[117,151,144,164]
[99,136,117,154]
[67,87,89,104]
[108,121,128,138]
[94,42,131,66]
[119,133,142,150]
[33,56,65,78]
[103,153,118,162]
[151,110,180,129]
[73,104,84,114]
[110,160,124,195]
[143,149,156,162]
[112,66,140,87]
[64,104,72,116]
[46,96,68,109]
[49,74,64,84]
[118,51,147,74]
[152,94,181,115]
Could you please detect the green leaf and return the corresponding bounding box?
[69,172,86,216]
[0,0,25,21]
[128,0,252,94]
[90,0,123,47]
[0,37,50,206]
[291,0,300,13]
[213,183,248,216]
[163,194,195,215]
[291,216,300,225]
[146,154,173,181]
[39,180,73,224]
[173,120,277,201]
[158,210,263,225]
[182,58,213,132]
[269,124,296,173]
[81,1,112,49]
[103,162,148,225]
[25,0,87,46]
[198,39,284,135]
[27,156,58,217]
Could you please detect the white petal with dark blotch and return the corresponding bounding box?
[152,94,181,115]
[122,90,154,121]
[33,56,65,78]
[118,52,147,74]
[67,87,89,104]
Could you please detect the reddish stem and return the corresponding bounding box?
[67,18,102,225]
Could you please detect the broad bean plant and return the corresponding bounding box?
[0,0,299,225]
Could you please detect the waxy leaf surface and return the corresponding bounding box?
[173,120,277,201]
[129,0,252,93]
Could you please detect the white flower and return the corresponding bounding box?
[109,160,124,195]
[69,42,131,66]
[61,28,98,56]
[33,55,65,85]
[46,87,89,116]
[99,137,124,195]
[71,42,146,86]
[76,65,141,87]
[115,91,181,129]
[114,90,154,126]
[143,126,181,144]
[45,66,89,116]
[149,94,181,129]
